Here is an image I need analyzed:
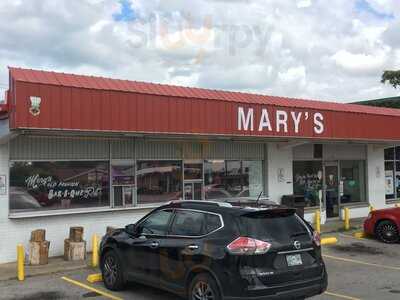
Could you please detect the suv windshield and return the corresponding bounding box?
[237,211,309,242]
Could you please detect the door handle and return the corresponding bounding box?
[149,241,159,249]
[187,244,199,250]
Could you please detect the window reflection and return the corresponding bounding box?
[204,160,262,200]
[137,161,182,204]
[340,160,366,204]
[293,161,322,207]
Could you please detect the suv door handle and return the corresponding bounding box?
[187,244,199,250]
[149,241,159,249]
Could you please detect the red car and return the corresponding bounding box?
[364,207,400,243]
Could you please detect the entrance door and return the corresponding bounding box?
[324,163,339,218]
[184,181,203,200]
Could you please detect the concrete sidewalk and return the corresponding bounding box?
[321,217,364,234]
[0,255,96,281]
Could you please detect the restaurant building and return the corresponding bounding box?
[0,67,400,263]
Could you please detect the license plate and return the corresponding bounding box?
[286,254,303,266]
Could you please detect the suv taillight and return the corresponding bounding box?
[313,231,321,247]
[227,237,271,255]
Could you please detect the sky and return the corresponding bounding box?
[0,0,400,102]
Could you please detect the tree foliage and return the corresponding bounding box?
[381,70,400,89]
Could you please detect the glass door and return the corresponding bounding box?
[183,160,204,201]
[184,181,203,200]
[111,161,135,207]
[324,163,339,218]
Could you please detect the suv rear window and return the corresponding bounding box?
[237,211,308,242]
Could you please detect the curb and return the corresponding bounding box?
[321,237,338,245]
[0,264,94,282]
[87,273,102,283]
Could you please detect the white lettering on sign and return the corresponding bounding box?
[238,107,254,131]
[291,112,302,133]
[237,107,325,135]
[276,110,288,133]
[258,109,272,131]
[313,113,324,134]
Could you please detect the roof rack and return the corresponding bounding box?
[168,200,233,208]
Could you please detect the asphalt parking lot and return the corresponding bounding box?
[1,232,399,300]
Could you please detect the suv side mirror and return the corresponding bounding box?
[125,224,138,236]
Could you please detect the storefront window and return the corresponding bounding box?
[137,161,182,204]
[184,161,203,180]
[340,160,366,204]
[204,160,263,200]
[293,161,322,207]
[10,161,110,214]
[384,147,399,201]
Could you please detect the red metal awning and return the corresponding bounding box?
[7,67,400,142]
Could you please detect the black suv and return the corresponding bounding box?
[99,200,327,300]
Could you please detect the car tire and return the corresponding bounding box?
[375,220,399,243]
[188,273,221,300]
[101,250,126,291]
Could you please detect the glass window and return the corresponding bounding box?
[138,209,173,235]
[237,213,307,243]
[204,160,228,199]
[396,162,400,198]
[170,210,206,236]
[137,161,182,205]
[313,144,323,159]
[385,161,395,200]
[10,161,110,214]
[113,186,134,207]
[205,213,222,233]
[204,160,263,200]
[243,161,263,197]
[340,161,366,204]
[293,161,322,207]
[385,148,395,160]
[396,147,400,161]
[184,161,203,180]
[112,162,135,186]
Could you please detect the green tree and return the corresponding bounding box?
[381,70,400,88]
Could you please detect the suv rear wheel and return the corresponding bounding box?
[188,273,221,300]
[376,220,399,243]
[101,250,126,291]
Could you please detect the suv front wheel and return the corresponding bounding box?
[101,250,126,291]
[188,273,221,300]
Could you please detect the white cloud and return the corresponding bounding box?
[0,0,399,102]
[331,49,389,74]
[297,0,312,8]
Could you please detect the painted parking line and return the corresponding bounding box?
[323,254,400,271]
[325,291,361,300]
[61,276,123,300]
[338,233,368,241]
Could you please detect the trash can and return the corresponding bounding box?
[281,195,306,218]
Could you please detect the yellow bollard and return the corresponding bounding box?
[92,234,99,268]
[17,244,24,281]
[315,210,321,234]
[369,205,374,212]
[344,207,350,231]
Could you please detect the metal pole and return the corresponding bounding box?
[17,244,24,281]
[92,235,99,268]
[315,210,321,234]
